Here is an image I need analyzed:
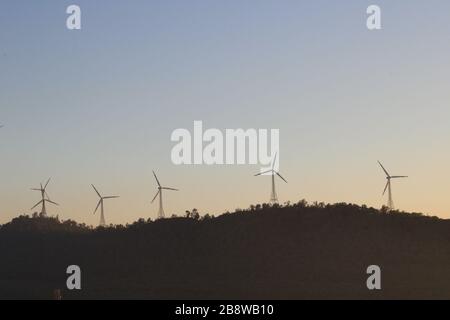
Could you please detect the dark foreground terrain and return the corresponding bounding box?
[1,201,449,300]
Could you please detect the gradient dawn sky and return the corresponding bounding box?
[1,0,450,225]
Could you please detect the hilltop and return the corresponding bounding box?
[1,201,449,299]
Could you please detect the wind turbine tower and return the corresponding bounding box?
[254,153,287,204]
[151,171,178,219]
[31,178,58,216]
[92,184,119,227]
[378,161,408,211]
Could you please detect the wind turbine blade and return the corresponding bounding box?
[378,161,390,177]
[151,191,160,203]
[91,184,101,198]
[254,170,273,176]
[276,172,288,183]
[162,187,178,191]
[31,188,41,191]
[382,181,389,196]
[46,199,59,206]
[44,178,51,190]
[31,200,43,210]
[103,196,119,199]
[272,152,278,170]
[391,176,408,179]
[93,200,101,215]
[152,171,161,187]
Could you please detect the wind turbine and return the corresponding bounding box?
[254,153,287,204]
[151,171,178,219]
[92,184,119,227]
[31,178,58,216]
[378,161,408,211]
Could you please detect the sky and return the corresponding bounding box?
[1,0,450,225]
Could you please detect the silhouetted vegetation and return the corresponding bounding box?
[0,201,449,299]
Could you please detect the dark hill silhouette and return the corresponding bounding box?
[1,201,449,299]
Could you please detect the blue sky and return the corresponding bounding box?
[1,1,450,224]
